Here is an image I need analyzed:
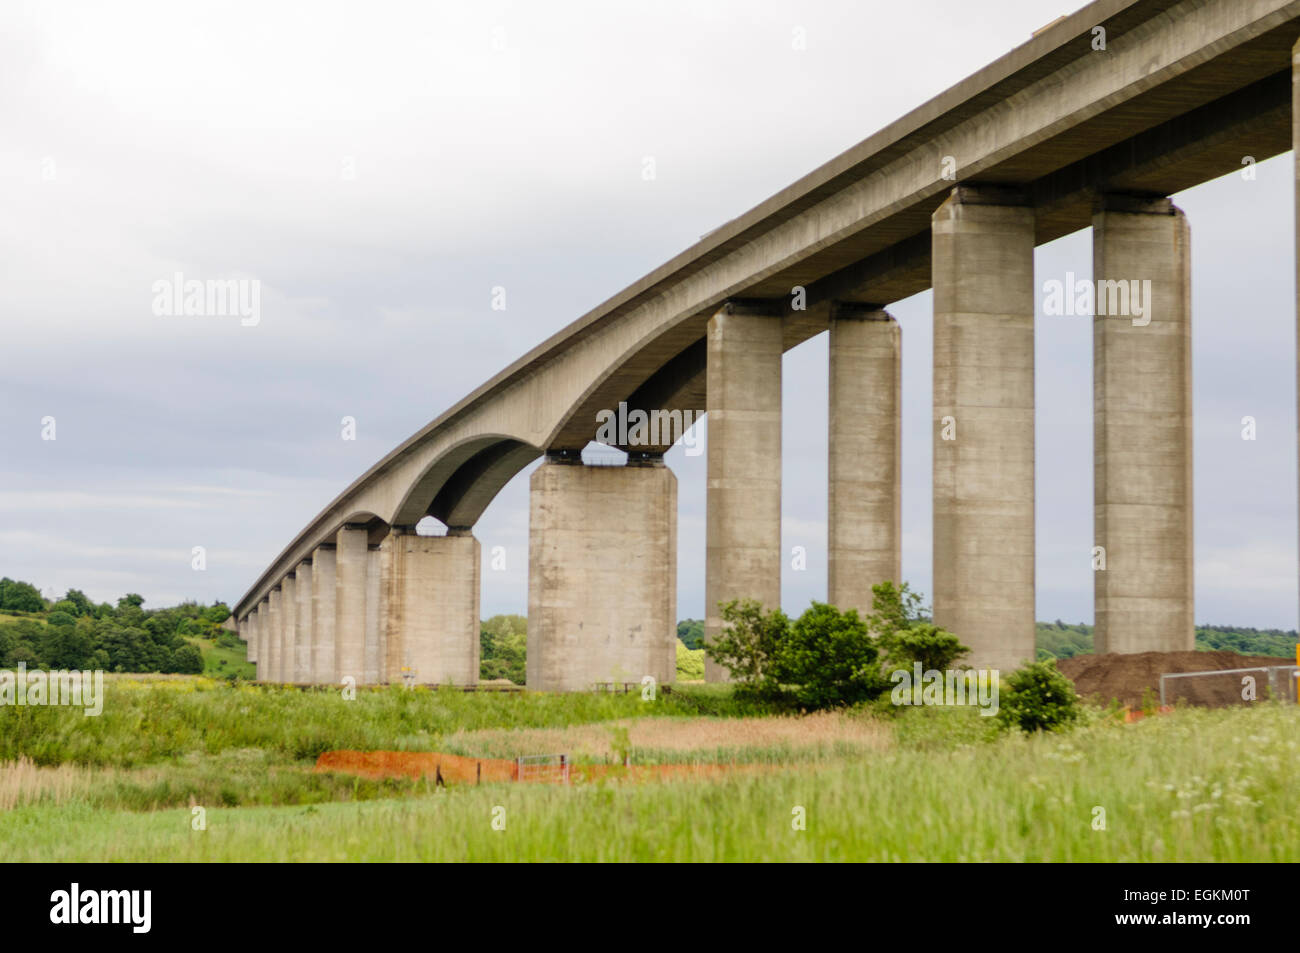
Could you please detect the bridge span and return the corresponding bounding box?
[233,0,1300,688]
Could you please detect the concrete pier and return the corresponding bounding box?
[527,458,677,692]
[267,587,283,682]
[931,186,1036,673]
[281,574,298,683]
[704,301,782,681]
[294,560,313,683]
[311,545,337,682]
[366,545,384,684]
[1093,195,1194,653]
[335,526,369,684]
[828,303,901,617]
[379,527,481,686]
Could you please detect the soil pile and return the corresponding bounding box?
[1057,650,1294,708]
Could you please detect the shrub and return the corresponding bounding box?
[880,622,969,673]
[169,645,205,675]
[703,599,789,698]
[771,602,887,708]
[675,639,704,680]
[995,659,1081,733]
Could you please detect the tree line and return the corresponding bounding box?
[0,577,230,674]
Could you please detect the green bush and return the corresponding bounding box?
[771,602,886,708]
[675,639,704,680]
[704,600,888,708]
[995,659,1081,733]
[704,599,789,698]
[169,644,205,675]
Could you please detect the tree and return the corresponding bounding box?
[0,578,46,613]
[117,593,145,611]
[995,659,1082,733]
[480,614,527,684]
[770,602,887,708]
[169,644,205,675]
[676,619,705,650]
[867,582,967,672]
[63,589,94,617]
[704,599,789,697]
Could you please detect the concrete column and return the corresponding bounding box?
[253,604,266,679]
[704,301,783,681]
[1093,194,1193,653]
[527,458,677,692]
[311,545,337,683]
[366,545,383,684]
[334,526,369,685]
[267,588,283,682]
[239,617,255,663]
[281,574,298,683]
[931,186,1036,673]
[294,560,313,682]
[828,303,902,617]
[379,527,481,686]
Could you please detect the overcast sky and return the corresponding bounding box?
[1,0,1295,629]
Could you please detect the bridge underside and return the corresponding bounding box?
[233,0,1300,691]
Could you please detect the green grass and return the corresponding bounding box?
[0,676,772,769]
[1,702,1294,861]
[2,676,1295,861]
[184,636,256,679]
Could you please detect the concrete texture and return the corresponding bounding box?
[281,574,298,683]
[828,304,901,617]
[254,604,267,678]
[379,528,481,686]
[311,545,337,682]
[365,546,383,684]
[705,302,782,682]
[334,526,368,685]
[1093,197,1194,653]
[527,460,677,692]
[267,588,282,683]
[294,560,313,683]
[931,187,1036,674]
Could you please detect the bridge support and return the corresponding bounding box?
[311,545,337,682]
[828,303,901,617]
[527,457,676,692]
[334,526,369,684]
[704,301,782,681]
[931,186,1036,673]
[365,545,384,684]
[1093,195,1194,653]
[267,587,283,682]
[294,560,313,683]
[379,527,481,686]
[240,616,255,664]
[281,574,298,683]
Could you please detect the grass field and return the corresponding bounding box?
[0,676,1294,861]
[185,636,257,680]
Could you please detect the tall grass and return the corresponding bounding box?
[1,703,1294,861]
[0,676,773,768]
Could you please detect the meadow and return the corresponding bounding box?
[0,676,1295,861]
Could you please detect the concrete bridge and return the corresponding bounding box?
[232,0,1300,689]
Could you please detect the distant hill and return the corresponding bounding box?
[0,577,235,676]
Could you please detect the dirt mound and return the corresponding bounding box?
[1057,650,1294,708]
